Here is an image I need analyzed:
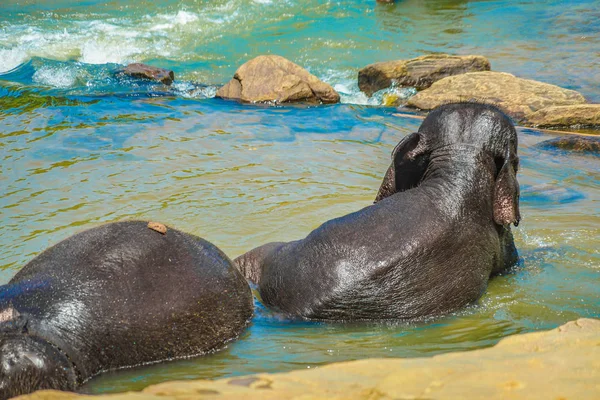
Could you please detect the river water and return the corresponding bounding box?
[0,0,598,394]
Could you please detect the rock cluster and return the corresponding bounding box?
[18,318,600,400]
[126,54,600,131]
[118,53,600,139]
[356,54,599,131]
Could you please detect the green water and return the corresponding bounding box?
[0,0,599,394]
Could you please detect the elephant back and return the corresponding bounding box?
[5,221,253,382]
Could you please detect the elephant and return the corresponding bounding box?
[0,221,253,399]
[235,102,520,321]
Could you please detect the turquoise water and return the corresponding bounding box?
[1,0,599,102]
[1,0,599,394]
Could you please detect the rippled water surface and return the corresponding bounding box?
[1,0,599,395]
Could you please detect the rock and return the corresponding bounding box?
[407,71,587,122]
[358,54,491,96]
[20,318,600,400]
[537,135,600,154]
[147,221,167,234]
[123,63,174,85]
[216,55,340,104]
[525,104,600,128]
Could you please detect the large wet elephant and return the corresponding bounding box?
[236,102,520,321]
[0,221,253,399]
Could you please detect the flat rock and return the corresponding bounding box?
[358,54,490,96]
[216,55,340,104]
[123,63,174,85]
[537,135,600,153]
[526,104,600,128]
[407,71,587,122]
[20,318,600,400]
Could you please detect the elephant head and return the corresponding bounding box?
[375,102,521,228]
[0,318,77,398]
[0,336,77,398]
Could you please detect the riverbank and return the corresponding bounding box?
[18,318,600,399]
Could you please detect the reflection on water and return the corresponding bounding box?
[1,96,598,393]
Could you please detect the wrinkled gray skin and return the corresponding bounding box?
[236,102,520,321]
[0,221,253,399]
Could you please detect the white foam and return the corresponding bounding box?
[32,65,78,88]
[0,47,29,73]
[0,2,249,75]
[80,40,141,64]
[318,69,379,105]
[151,23,175,31]
[336,80,418,106]
[341,90,374,106]
[150,10,200,31]
[173,81,218,99]
[174,10,199,25]
[85,20,119,33]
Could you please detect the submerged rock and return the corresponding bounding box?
[123,63,174,85]
[358,54,491,96]
[216,55,340,104]
[526,104,600,129]
[407,71,587,122]
[537,135,600,154]
[21,318,600,399]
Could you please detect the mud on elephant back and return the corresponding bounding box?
[0,221,253,399]
[236,102,521,321]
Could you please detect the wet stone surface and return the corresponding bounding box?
[123,63,175,85]
[537,135,600,154]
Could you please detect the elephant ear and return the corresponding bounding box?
[374,132,428,202]
[373,164,395,202]
[493,157,521,227]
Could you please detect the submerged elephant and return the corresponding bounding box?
[0,221,253,398]
[236,102,520,321]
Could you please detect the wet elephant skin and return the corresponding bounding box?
[0,221,253,399]
[236,102,520,321]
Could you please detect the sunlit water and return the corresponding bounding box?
[1,0,599,395]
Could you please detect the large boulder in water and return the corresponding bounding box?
[526,104,600,129]
[216,55,340,104]
[537,135,600,154]
[406,71,587,122]
[358,54,491,96]
[123,63,174,85]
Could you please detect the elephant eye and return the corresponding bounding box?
[494,156,505,178]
